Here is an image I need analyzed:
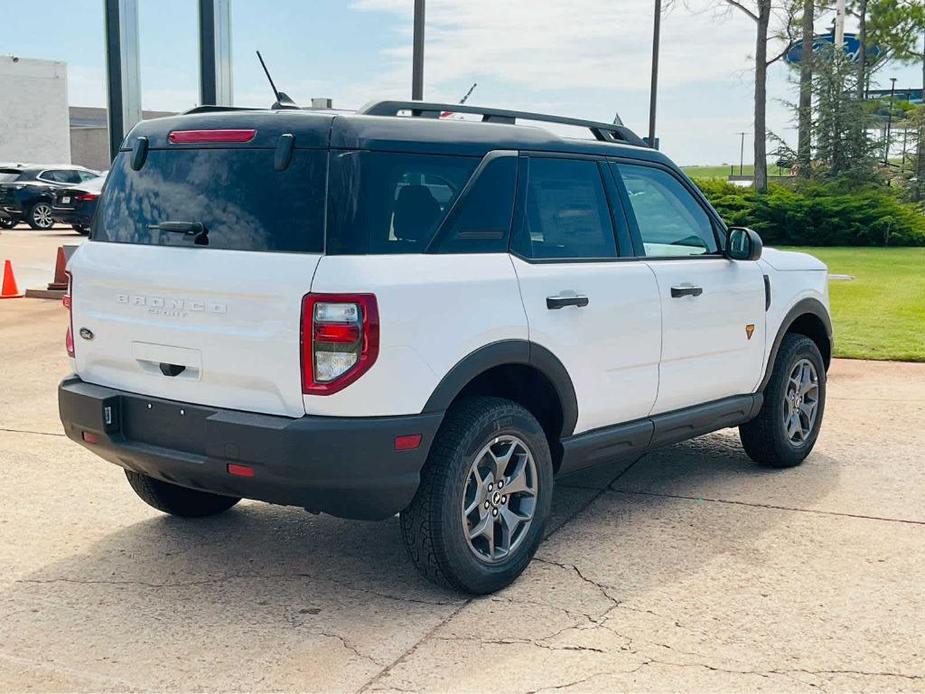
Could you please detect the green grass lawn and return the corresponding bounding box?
[683,164,753,179]
[785,247,925,362]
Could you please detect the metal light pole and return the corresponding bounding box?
[411,0,425,101]
[736,131,748,176]
[884,76,897,164]
[647,0,662,148]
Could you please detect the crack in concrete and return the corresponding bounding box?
[317,632,389,668]
[14,572,459,609]
[0,427,65,438]
[610,488,925,526]
[357,600,471,693]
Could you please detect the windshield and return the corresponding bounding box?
[93,149,326,253]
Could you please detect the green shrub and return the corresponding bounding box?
[693,179,925,246]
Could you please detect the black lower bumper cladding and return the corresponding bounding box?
[58,376,443,520]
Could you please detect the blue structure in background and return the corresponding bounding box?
[785,32,881,65]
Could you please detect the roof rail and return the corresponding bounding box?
[358,100,648,147]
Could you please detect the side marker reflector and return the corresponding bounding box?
[82,431,99,444]
[394,434,422,451]
[227,463,255,478]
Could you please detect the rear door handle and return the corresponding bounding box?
[546,295,589,310]
[670,285,703,298]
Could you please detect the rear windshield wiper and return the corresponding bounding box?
[147,221,206,236]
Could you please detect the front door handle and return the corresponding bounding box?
[546,295,589,310]
[670,285,703,298]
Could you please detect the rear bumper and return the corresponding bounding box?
[52,209,88,226]
[58,376,443,520]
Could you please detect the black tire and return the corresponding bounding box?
[124,470,240,517]
[27,202,54,230]
[740,333,826,468]
[73,224,90,236]
[400,396,554,594]
[0,217,15,229]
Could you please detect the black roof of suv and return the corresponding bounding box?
[120,100,671,166]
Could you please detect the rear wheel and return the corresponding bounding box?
[124,470,240,517]
[0,217,15,229]
[27,202,54,230]
[740,333,826,467]
[400,397,553,594]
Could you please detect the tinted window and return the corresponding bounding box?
[327,151,477,254]
[93,149,326,253]
[616,164,717,257]
[430,155,516,254]
[77,170,98,182]
[0,169,22,183]
[513,158,616,259]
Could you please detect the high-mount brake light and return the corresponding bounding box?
[301,293,379,395]
[167,129,257,144]
[64,271,75,357]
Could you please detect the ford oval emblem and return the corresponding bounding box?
[79,327,94,341]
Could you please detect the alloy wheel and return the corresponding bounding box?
[783,358,819,445]
[461,435,538,563]
[32,204,53,229]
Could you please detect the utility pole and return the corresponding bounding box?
[736,131,748,176]
[647,0,662,148]
[884,76,897,164]
[411,0,425,101]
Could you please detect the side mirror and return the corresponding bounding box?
[727,227,763,261]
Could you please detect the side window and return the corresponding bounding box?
[326,151,477,255]
[513,158,616,260]
[39,170,62,183]
[615,164,717,257]
[431,155,516,254]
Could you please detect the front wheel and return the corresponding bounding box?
[27,202,54,230]
[73,224,90,236]
[740,333,826,467]
[125,470,240,517]
[400,397,553,594]
[0,217,15,229]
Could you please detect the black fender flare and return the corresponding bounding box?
[422,340,579,437]
[759,297,833,391]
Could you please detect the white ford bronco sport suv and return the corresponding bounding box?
[59,100,831,594]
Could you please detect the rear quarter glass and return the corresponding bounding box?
[93,149,325,253]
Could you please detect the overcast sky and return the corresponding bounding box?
[3,0,922,165]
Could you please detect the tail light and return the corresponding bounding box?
[301,293,379,395]
[64,271,74,357]
[75,192,99,202]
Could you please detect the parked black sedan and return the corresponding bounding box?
[0,164,101,230]
[51,173,107,235]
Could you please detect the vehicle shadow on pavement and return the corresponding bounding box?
[1,434,840,689]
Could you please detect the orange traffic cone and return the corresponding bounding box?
[47,246,68,291]
[1,260,24,299]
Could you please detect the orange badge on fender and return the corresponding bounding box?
[745,324,755,340]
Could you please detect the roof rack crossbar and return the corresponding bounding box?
[358,100,647,147]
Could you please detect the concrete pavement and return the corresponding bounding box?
[0,227,85,294]
[0,289,923,691]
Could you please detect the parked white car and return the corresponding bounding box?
[59,101,832,594]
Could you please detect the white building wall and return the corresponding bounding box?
[0,56,71,164]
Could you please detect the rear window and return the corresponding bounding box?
[327,150,478,254]
[93,149,326,253]
[0,170,22,183]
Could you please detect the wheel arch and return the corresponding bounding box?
[760,298,832,392]
[422,340,579,469]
